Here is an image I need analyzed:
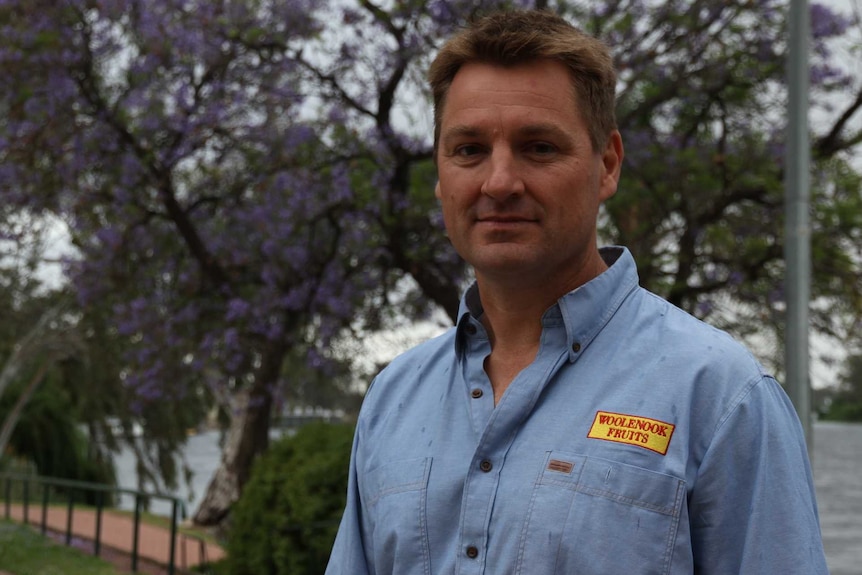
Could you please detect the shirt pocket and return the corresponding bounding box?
[516,452,685,575]
[363,457,432,575]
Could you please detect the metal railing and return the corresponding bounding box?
[0,472,214,574]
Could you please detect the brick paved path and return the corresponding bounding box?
[3,503,224,572]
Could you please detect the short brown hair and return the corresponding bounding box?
[428,10,617,154]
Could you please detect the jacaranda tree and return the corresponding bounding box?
[1,0,861,528]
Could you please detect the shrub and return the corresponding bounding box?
[226,422,354,575]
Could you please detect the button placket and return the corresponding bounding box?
[457,312,571,573]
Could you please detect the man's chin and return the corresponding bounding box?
[468,248,544,276]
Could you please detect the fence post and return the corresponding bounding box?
[168,499,179,575]
[22,478,29,525]
[4,477,9,519]
[41,484,49,535]
[94,490,103,557]
[65,494,74,545]
[199,538,207,567]
[131,493,141,573]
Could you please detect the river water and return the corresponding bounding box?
[115,422,862,573]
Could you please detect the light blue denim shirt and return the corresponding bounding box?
[326,247,827,575]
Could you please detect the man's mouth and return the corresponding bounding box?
[476,212,536,223]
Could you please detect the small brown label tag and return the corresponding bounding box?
[547,459,575,474]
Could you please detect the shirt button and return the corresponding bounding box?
[471,388,483,399]
[480,460,493,472]
[466,545,479,558]
[572,342,581,352]
[465,324,477,335]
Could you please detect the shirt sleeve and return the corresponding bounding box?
[689,375,828,574]
[325,423,372,575]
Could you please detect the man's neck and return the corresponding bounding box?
[476,283,550,349]
[473,252,609,403]
[474,251,608,347]
[475,282,560,404]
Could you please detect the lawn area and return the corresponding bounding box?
[0,520,121,575]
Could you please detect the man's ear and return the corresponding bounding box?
[599,130,624,202]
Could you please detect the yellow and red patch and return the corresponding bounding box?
[587,411,675,455]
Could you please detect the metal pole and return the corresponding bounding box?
[785,0,812,451]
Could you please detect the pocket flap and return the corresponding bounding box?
[577,457,684,516]
[364,457,432,507]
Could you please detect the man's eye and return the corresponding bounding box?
[528,142,557,155]
[454,144,482,157]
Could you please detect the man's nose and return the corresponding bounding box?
[481,149,525,200]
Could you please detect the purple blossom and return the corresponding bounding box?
[223,328,240,350]
[810,3,852,39]
[810,63,853,89]
[225,298,252,321]
[96,227,123,251]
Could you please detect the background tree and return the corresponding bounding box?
[596,0,862,373]
[0,0,462,527]
[819,350,862,421]
[0,226,117,493]
[1,0,861,530]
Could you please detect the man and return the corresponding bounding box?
[327,9,828,574]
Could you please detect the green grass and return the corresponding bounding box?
[0,520,121,575]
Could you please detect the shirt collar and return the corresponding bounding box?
[455,246,639,359]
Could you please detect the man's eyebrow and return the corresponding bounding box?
[440,122,575,144]
[517,122,575,141]
[440,125,484,144]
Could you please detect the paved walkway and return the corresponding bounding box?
[3,503,224,573]
[812,421,862,575]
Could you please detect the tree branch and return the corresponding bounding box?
[70,16,232,291]
[814,86,862,158]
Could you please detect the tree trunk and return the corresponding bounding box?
[191,378,272,527]
[0,362,49,457]
[0,306,62,401]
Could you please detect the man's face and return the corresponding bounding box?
[435,60,623,289]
